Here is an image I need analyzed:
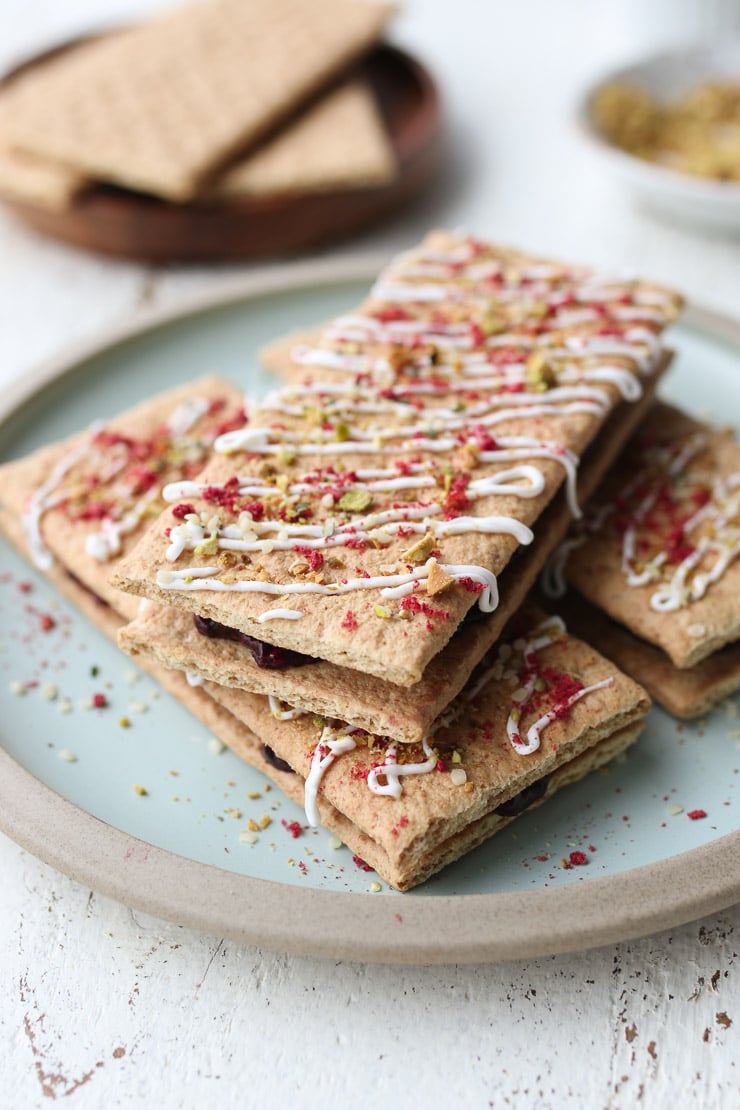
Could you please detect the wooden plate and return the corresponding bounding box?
[1,40,441,261]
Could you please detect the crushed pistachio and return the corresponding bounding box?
[402,533,435,564]
[338,489,373,513]
[526,349,557,390]
[374,604,391,619]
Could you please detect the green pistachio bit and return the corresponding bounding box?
[526,350,557,391]
[402,533,435,564]
[481,313,506,335]
[334,422,351,442]
[534,677,547,692]
[338,489,373,512]
[374,605,391,619]
[195,534,219,556]
[451,750,463,764]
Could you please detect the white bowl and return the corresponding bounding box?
[580,40,740,233]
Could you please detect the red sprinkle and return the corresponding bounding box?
[352,854,373,872]
[341,610,358,632]
[458,576,485,594]
[172,503,195,519]
[569,851,588,867]
[687,809,707,821]
[92,693,108,709]
[40,614,56,632]
[281,819,302,838]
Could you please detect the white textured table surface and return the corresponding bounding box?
[1,2,738,1107]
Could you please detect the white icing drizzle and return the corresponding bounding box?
[256,608,304,622]
[366,735,437,798]
[304,724,359,827]
[163,506,533,564]
[85,487,159,562]
[508,677,614,755]
[166,397,210,437]
[156,559,500,613]
[22,424,102,569]
[267,695,305,721]
[540,536,587,598]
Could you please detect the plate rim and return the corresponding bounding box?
[1,257,738,964]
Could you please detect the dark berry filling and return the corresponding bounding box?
[494,774,550,818]
[66,571,111,609]
[261,744,294,774]
[193,614,317,670]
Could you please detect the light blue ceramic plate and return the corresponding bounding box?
[0,259,738,963]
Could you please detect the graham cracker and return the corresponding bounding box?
[555,591,740,719]
[208,79,395,200]
[117,374,665,743]
[0,137,87,210]
[111,231,679,686]
[3,0,394,201]
[203,609,650,889]
[562,402,740,669]
[0,377,244,615]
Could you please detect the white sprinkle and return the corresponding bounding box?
[41,682,58,701]
[129,701,148,714]
[369,881,382,893]
[59,749,78,763]
[327,835,343,850]
[57,699,73,715]
[10,680,26,696]
[450,767,468,786]
[79,696,93,710]
[666,803,683,816]
[125,670,141,686]
[208,738,225,755]
[239,830,258,845]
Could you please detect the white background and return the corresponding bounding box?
[0,2,738,1107]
